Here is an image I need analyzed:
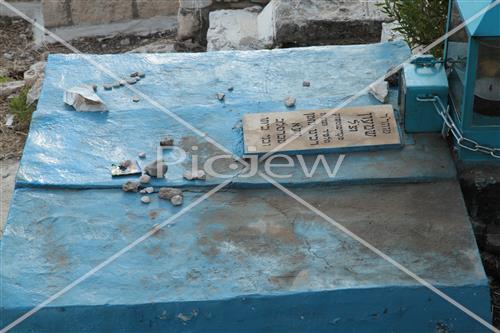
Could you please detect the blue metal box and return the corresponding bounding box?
[401,61,448,133]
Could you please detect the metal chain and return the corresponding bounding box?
[416,96,500,159]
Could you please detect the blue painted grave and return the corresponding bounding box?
[0,41,492,332]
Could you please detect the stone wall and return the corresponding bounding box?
[42,0,179,28]
[177,0,270,46]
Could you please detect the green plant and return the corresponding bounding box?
[0,76,10,83]
[378,0,448,57]
[9,86,35,129]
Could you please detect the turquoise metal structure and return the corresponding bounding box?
[401,55,448,133]
[444,0,500,161]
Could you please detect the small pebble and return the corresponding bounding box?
[119,159,132,170]
[228,86,234,92]
[303,80,310,87]
[138,71,145,78]
[170,195,183,206]
[138,152,146,159]
[112,81,121,88]
[122,181,140,192]
[132,96,140,103]
[119,80,127,86]
[144,160,168,178]
[216,92,225,101]
[141,196,151,204]
[139,174,151,184]
[159,187,183,200]
[183,170,206,181]
[126,79,137,85]
[130,71,139,77]
[144,186,154,194]
[284,96,296,108]
[103,84,112,90]
[160,136,174,146]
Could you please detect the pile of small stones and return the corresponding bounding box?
[97,71,145,102]
[120,136,206,207]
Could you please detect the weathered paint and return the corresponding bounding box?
[0,183,490,332]
[14,41,451,189]
[1,41,492,332]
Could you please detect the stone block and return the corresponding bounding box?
[274,0,388,47]
[136,0,179,18]
[70,0,133,25]
[42,0,72,28]
[207,5,274,51]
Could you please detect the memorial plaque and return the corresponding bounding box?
[243,104,401,154]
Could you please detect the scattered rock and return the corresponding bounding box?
[139,174,151,184]
[159,187,183,200]
[64,85,107,112]
[138,72,145,78]
[138,152,146,159]
[122,181,141,192]
[144,160,168,178]
[112,82,121,88]
[160,136,174,146]
[119,160,132,170]
[141,196,151,204]
[228,86,234,91]
[91,84,98,91]
[5,114,14,127]
[216,92,225,101]
[183,170,206,181]
[303,80,310,87]
[130,72,139,77]
[23,61,45,85]
[144,186,154,194]
[132,96,140,102]
[369,80,389,103]
[0,80,25,97]
[284,96,296,108]
[119,80,127,86]
[120,37,130,46]
[103,84,113,90]
[171,195,183,206]
[126,79,137,85]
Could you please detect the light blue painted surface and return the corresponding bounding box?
[14,41,460,190]
[0,184,491,332]
[1,42,492,332]
[456,0,500,36]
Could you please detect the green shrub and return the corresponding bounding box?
[0,76,10,84]
[378,0,448,57]
[9,86,35,129]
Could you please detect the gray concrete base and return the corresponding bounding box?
[0,159,19,233]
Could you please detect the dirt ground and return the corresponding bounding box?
[1,13,500,329]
